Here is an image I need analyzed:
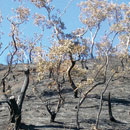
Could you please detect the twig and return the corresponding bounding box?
[0,45,9,56]
[59,0,74,18]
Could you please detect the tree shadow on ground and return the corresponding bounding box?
[100,119,129,130]
[20,122,78,130]
[41,88,73,97]
[80,104,99,109]
[87,94,130,106]
[80,118,128,130]
[80,118,96,124]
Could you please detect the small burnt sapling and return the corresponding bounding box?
[45,97,63,122]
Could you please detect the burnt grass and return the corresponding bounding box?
[0,61,130,130]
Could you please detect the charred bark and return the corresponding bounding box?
[49,67,54,78]
[67,52,78,98]
[108,92,117,122]
[8,97,21,130]
[67,60,78,98]
[17,69,30,112]
[7,69,30,130]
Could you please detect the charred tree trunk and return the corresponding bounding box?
[67,60,78,98]
[7,69,30,130]
[67,52,78,98]
[108,92,116,122]
[17,69,30,111]
[90,47,94,59]
[81,60,88,70]
[49,67,54,78]
[121,58,125,71]
[50,112,56,122]
[8,97,21,130]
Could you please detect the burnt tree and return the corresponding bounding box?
[67,52,78,98]
[5,69,30,130]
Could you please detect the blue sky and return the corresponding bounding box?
[0,0,129,64]
[0,0,83,64]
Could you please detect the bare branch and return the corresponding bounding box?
[59,0,74,18]
[46,101,53,115]
[2,27,18,81]
[55,97,62,114]
[0,44,9,56]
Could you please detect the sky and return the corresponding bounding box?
[0,0,129,64]
[0,0,83,64]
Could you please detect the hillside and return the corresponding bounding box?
[0,60,130,130]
